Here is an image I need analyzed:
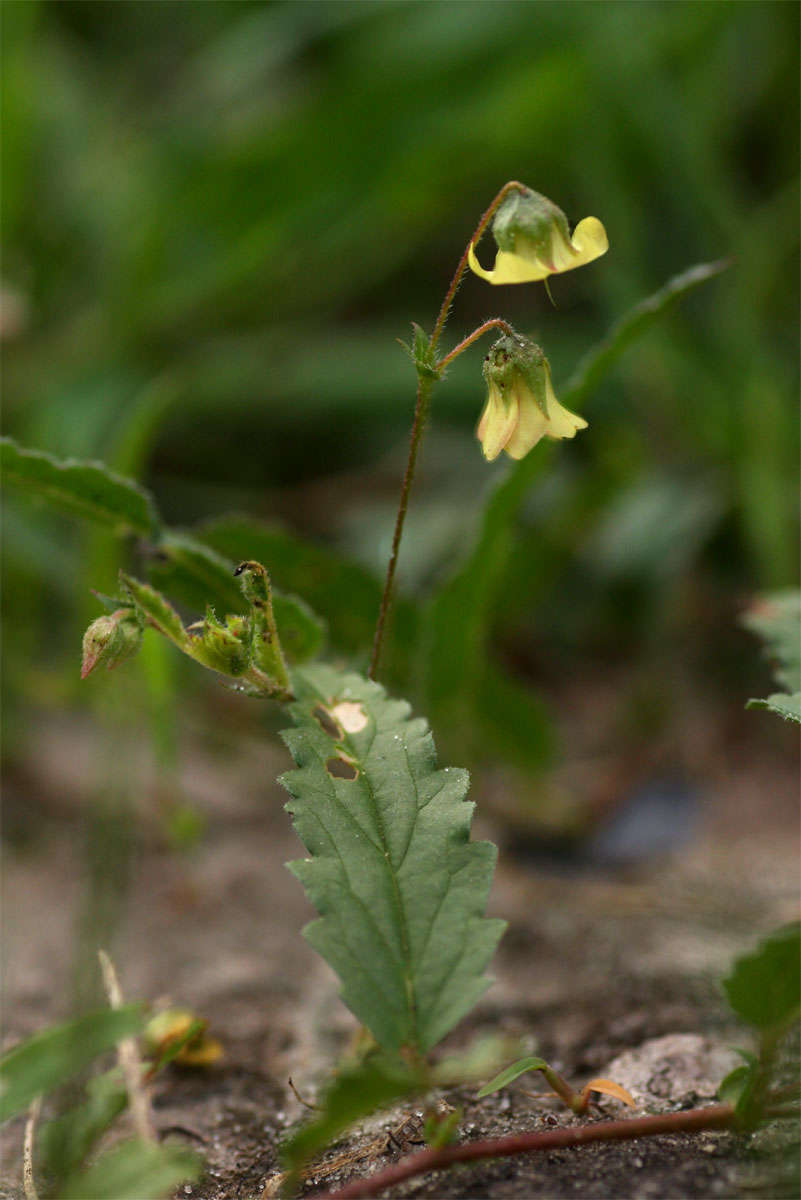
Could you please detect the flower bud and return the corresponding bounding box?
[81,608,143,679]
[189,609,249,676]
[477,333,587,461]
[469,187,607,285]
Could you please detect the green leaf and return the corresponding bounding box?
[723,923,801,1031]
[423,261,729,773]
[119,574,191,654]
[742,591,801,693]
[717,1063,755,1112]
[280,663,506,1054]
[0,1006,143,1122]
[38,1069,128,1181]
[194,513,416,663]
[60,1138,201,1200]
[746,693,801,724]
[0,438,159,536]
[282,1055,424,1178]
[148,530,325,664]
[476,1055,550,1099]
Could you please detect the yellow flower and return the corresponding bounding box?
[468,187,608,285]
[477,334,587,461]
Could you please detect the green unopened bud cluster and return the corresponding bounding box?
[81,561,292,701]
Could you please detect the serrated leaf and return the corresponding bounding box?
[280,663,506,1054]
[0,1006,142,1122]
[0,437,159,536]
[282,1055,423,1178]
[60,1138,201,1200]
[746,693,801,724]
[476,1055,550,1099]
[149,530,325,664]
[723,923,801,1031]
[742,591,800,692]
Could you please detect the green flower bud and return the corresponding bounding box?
[81,608,143,679]
[477,333,587,461]
[189,608,249,676]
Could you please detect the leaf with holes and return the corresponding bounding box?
[279,663,506,1055]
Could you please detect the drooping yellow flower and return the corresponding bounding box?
[477,334,587,461]
[469,187,608,285]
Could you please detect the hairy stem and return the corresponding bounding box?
[368,376,432,679]
[370,183,525,679]
[429,180,526,353]
[437,318,514,371]
[311,1104,736,1199]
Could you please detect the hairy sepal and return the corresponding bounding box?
[279,664,505,1055]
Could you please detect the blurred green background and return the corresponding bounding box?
[3,0,799,840]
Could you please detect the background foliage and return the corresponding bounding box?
[3,0,799,822]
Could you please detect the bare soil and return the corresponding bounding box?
[2,691,798,1200]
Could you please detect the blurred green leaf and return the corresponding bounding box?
[0,1006,142,1122]
[476,1055,550,1099]
[0,439,159,537]
[743,591,801,725]
[60,1138,201,1200]
[723,923,801,1031]
[742,591,801,695]
[746,693,801,723]
[583,474,724,582]
[38,1069,128,1182]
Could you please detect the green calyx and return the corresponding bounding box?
[482,332,549,416]
[491,187,571,258]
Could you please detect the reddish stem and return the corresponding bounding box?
[437,318,514,371]
[430,180,526,353]
[309,1105,735,1200]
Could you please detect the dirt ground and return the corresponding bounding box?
[2,682,799,1200]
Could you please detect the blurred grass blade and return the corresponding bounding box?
[60,1138,201,1200]
[563,259,731,411]
[0,438,159,537]
[0,1006,143,1122]
[148,530,325,664]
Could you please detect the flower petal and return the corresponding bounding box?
[543,368,588,440]
[467,241,496,282]
[569,216,608,267]
[477,390,519,461]
[504,382,549,459]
